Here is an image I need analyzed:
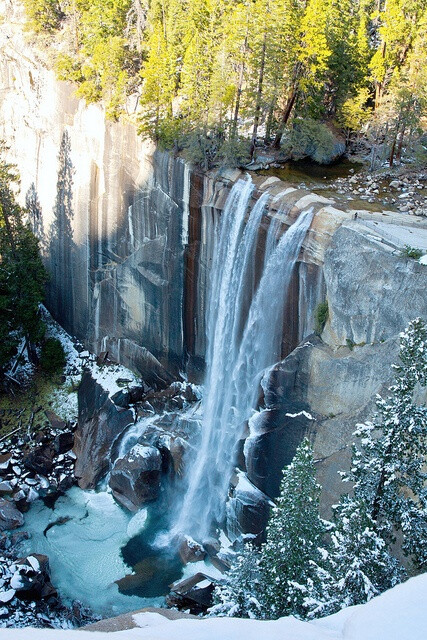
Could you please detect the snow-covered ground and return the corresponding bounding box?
[0,572,426,639]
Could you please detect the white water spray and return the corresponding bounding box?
[171,178,314,542]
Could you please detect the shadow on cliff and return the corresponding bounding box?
[46,130,77,332]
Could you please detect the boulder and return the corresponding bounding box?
[226,473,273,543]
[74,371,134,489]
[53,431,74,454]
[45,410,67,431]
[0,481,13,497]
[0,453,12,472]
[13,554,57,600]
[23,445,55,476]
[0,530,30,551]
[0,498,24,531]
[109,444,162,511]
[166,573,217,615]
[179,537,206,564]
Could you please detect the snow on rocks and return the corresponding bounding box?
[0,422,77,515]
[0,545,94,629]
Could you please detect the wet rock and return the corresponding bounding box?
[110,385,149,409]
[74,371,134,489]
[0,454,12,472]
[0,482,13,497]
[137,383,199,416]
[226,473,273,544]
[0,498,24,531]
[202,538,221,558]
[179,537,206,564]
[109,445,162,511]
[166,573,217,615]
[0,531,29,551]
[13,554,57,600]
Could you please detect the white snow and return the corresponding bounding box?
[419,254,427,265]
[88,360,140,399]
[1,572,427,639]
[285,411,315,420]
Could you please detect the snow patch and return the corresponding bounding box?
[1,573,427,638]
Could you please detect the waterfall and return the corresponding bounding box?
[171,178,315,543]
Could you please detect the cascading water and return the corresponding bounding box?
[171,178,315,543]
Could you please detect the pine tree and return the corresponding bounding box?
[0,145,47,375]
[211,545,266,618]
[213,439,332,620]
[340,318,427,571]
[327,496,403,612]
[260,438,330,619]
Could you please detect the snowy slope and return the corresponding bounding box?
[1,573,426,639]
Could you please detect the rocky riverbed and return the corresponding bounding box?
[322,170,427,217]
[0,418,96,628]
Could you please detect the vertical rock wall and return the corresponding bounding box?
[0,8,333,379]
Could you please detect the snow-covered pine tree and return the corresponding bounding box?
[327,496,403,612]
[340,318,427,571]
[260,438,331,620]
[211,544,266,618]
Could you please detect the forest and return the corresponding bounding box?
[22,0,427,169]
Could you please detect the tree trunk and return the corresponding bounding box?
[264,94,277,145]
[389,117,401,167]
[272,88,298,149]
[375,41,387,110]
[231,34,248,139]
[395,126,406,163]
[249,31,267,160]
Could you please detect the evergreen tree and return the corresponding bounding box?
[340,318,427,570]
[213,439,331,620]
[327,496,403,612]
[0,145,47,375]
[260,438,330,619]
[211,544,266,618]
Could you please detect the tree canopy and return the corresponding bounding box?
[22,0,427,166]
[0,145,47,376]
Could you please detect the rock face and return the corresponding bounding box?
[74,371,134,489]
[109,444,162,511]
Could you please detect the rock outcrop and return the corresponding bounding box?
[74,371,134,489]
[109,444,162,511]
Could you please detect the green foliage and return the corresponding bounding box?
[337,88,372,136]
[327,497,403,611]
[40,337,66,375]
[0,143,47,374]
[314,301,329,335]
[281,118,336,164]
[346,338,355,350]
[22,0,427,164]
[259,439,330,619]
[215,440,332,620]
[401,245,423,259]
[22,0,63,33]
